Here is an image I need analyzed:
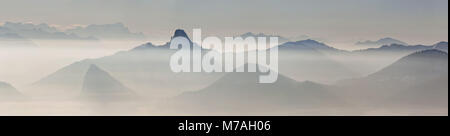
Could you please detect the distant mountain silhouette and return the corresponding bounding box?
[0,22,96,40]
[131,42,170,50]
[176,64,349,114]
[32,60,92,96]
[239,32,291,44]
[358,44,430,52]
[0,81,23,100]
[347,43,439,76]
[279,39,345,54]
[0,33,36,47]
[433,41,448,52]
[133,29,203,50]
[356,37,408,47]
[343,49,448,87]
[82,64,132,93]
[80,64,135,100]
[33,32,355,95]
[338,49,448,109]
[66,23,146,40]
[0,81,19,95]
[2,22,59,33]
[370,49,448,110]
[368,49,447,82]
[33,29,223,98]
[172,29,190,40]
[276,39,356,83]
[352,43,434,60]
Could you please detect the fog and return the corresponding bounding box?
[0,40,448,116]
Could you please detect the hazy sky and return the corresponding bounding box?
[0,0,448,45]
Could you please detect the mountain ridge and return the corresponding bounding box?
[0,22,97,41]
[0,81,23,100]
[66,23,146,40]
[337,49,448,109]
[356,37,408,46]
[80,64,136,100]
[174,64,350,115]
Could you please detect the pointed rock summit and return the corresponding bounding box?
[81,64,132,94]
[170,29,207,50]
[172,29,191,41]
[131,29,208,50]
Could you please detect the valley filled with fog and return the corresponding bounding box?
[0,23,448,115]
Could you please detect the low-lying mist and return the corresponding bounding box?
[0,40,448,116]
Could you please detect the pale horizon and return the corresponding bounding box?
[0,0,448,47]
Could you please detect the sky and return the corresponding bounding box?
[0,0,448,46]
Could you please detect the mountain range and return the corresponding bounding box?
[276,39,357,83]
[356,37,408,47]
[279,39,346,54]
[338,49,448,111]
[239,32,291,44]
[31,29,223,98]
[31,29,448,97]
[174,64,350,115]
[353,42,448,57]
[0,33,36,47]
[433,41,449,52]
[23,28,448,115]
[66,23,146,40]
[133,29,204,50]
[174,49,448,115]
[0,22,96,41]
[0,22,146,41]
[32,29,361,96]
